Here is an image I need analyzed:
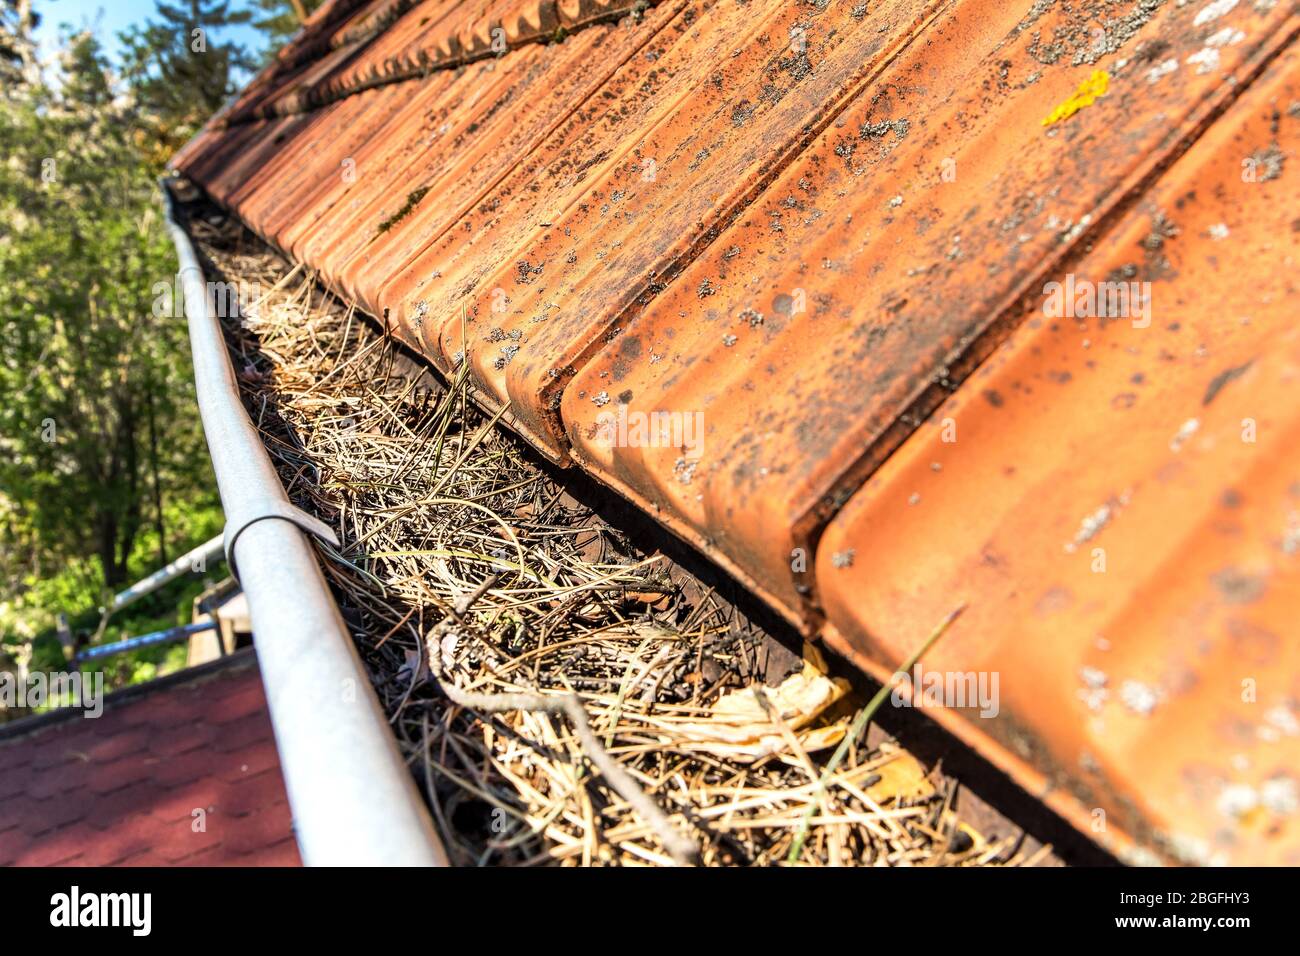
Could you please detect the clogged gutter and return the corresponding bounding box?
[177,194,1066,867]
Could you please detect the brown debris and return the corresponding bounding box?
[183,204,1042,867]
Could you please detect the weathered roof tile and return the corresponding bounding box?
[170,0,1300,864]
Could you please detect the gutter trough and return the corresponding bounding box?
[160,180,447,867]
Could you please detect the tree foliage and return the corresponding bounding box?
[0,1,39,89]
[1,1,308,679]
[1,0,284,645]
[118,0,257,159]
[249,0,324,59]
[1,26,216,603]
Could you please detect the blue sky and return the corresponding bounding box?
[33,0,268,67]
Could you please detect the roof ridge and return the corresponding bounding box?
[224,0,658,126]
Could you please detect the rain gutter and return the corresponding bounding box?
[160,179,447,867]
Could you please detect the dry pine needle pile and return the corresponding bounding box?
[187,206,1045,867]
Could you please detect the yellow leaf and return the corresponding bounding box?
[1043,69,1110,126]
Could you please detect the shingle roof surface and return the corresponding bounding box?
[0,654,299,867]
[172,0,1300,864]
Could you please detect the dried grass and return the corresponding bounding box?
[186,209,1042,867]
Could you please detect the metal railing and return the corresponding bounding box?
[102,535,225,616]
[76,621,217,663]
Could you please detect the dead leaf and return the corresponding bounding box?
[667,661,852,762]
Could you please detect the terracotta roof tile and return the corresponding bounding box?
[170,0,1300,863]
[563,0,1299,621]
[818,42,1300,865]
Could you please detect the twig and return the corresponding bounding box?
[427,575,699,866]
[432,679,699,866]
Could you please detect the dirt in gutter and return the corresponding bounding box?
[177,193,1111,867]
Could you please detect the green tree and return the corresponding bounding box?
[249,0,324,57]
[118,0,255,158]
[0,0,38,90]
[0,29,214,599]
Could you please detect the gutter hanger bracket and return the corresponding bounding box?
[223,503,340,584]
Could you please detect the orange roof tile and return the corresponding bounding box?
[817,43,1300,864]
[172,0,1300,863]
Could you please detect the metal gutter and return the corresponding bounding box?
[160,179,448,867]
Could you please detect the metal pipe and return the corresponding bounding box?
[77,621,216,662]
[160,180,447,867]
[104,534,226,615]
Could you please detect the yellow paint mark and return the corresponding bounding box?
[1042,69,1110,126]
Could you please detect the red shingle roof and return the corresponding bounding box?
[0,653,300,867]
